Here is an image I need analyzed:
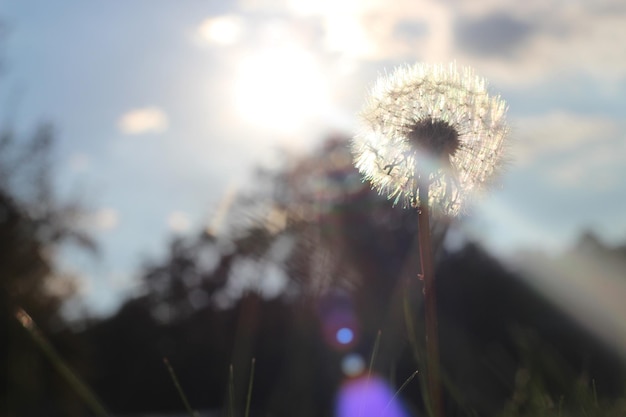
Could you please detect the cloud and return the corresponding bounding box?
[118,107,169,135]
[454,12,533,57]
[92,208,119,231]
[456,1,626,84]
[513,112,619,164]
[238,0,626,85]
[524,2,626,79]
[237,0,453,61]
[319,0,453,62]
[68,152,91,172]
[167,211,191,233]
[196,15,244,46]
[448,0,626,84]
[546,145,619,189]
[512,111,625,188]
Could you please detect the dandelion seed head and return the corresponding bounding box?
[351,62,509,216]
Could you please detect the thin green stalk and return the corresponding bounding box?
[368,330,382,379]
[14,308,109,417]
[384,370,419,416]
[244,358,256,417]
[359,330,382,417]
[403,282,433,415]
[402,285,422,365]
[163,357,199,417]
[228,364,235,417]
[418,180,444,417]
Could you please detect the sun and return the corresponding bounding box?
[232,45,329,135]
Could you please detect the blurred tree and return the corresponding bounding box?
[81,133,626,417]
[80,134,431,416]
[1,124,95,417]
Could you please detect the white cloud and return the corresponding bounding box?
[436,0,626,85]
[92,208,119,231]
[297,0,452,62]
[523,2,626,79]
[511,112,625,188]
[240,0,626,85]
[196,15,244,46]
[237,0,452,61]
[513,112,619,165]
[167,211,191,233]
[545,137,626,189]
[118,107,169,135]
[68,152,91,172]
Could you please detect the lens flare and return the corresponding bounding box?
[318,294,360,350]
[341,353,365,377]
[335,375,409,417]
[336,327,354,344]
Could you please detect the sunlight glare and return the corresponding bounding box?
[232,46,329,135]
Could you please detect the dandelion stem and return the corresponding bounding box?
[418,179,444,417]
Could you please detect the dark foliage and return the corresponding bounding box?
[3,127,624,416]
[1,125,94,417]
[75,135,626,417]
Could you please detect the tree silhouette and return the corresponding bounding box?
[78,134,626,417]
[1,124,95,417]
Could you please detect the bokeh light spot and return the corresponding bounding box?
[341,353,365,377]
[336,327,354,344]
[335,375,409,417]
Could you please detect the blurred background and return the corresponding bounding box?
[2,1,626,416]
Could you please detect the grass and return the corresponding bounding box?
[14,308,109,417]
[163,357,200,417]
[14,305,626,417]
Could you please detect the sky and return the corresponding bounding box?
[1,0,625,317]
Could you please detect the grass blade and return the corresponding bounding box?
[228,364,235,417]
[368,330,382,379]
[244,358,256,417]
[163,357,199,417]
[15,308,109,417]
[384,369,419,416]
[359,330,383,417]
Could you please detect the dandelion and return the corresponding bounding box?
[351,62,508,216]
[351,63,509,417]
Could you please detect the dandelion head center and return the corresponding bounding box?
[407,119,460,161]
